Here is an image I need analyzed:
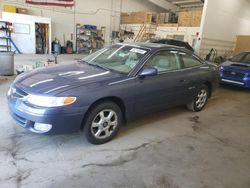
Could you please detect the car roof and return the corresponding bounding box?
[155,38,188,43]
[117,42,188,51]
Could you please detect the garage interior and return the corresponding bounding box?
[0,0,250,188]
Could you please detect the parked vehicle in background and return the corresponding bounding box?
[144,38,194,52]
[220,52,250,88]
[8,43,219,144]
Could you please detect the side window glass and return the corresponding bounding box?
[243,54,250,63]
[145,51,181,73]
[181,54,202,68]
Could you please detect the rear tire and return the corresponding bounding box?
[84,102,122,145]
[187,85,209,112]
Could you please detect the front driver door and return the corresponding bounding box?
[133,50,188,115]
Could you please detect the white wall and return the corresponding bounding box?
[199,0,250,58]
[1,0,164,45]
[2,12,51,54]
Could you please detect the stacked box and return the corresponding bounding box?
[158,23,179,27]
[121,12,159,24]
[17,8,28,14]
[178,10,202,27]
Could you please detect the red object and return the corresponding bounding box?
[26,0,74,7]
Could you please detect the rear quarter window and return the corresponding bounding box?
[181,54,202,68]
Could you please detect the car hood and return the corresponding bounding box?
[14,62,124,95]
[221,61,250,72]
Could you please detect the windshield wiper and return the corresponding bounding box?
[91,63,110,71]
[78,60,110,71]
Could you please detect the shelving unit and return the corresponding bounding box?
[0,21,12,52]
[75,24,104,54]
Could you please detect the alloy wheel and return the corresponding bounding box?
[195,89,208,109]
[91,109,118,139]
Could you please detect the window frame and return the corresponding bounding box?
[134,48,205,77]
[178,52,204,69]
[141,50,183,75]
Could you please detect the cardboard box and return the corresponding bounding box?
[158,23,179,27]
[4,5,16,13]
[17,8,28,14]
[234,35,250,55]
[121,12,159,24]
[178,10,202,27]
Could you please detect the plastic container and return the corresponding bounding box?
[0,52,14,76]
[4,5,17,13]
[92,26,97,30]
[84,25,92,30]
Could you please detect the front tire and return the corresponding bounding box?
[187,85,209,112]
[84,102,122,144]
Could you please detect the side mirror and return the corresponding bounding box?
[139,67,158,77]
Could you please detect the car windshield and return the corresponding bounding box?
[82,44,149,74]
[240,53,250,64]
[231,52,250,64]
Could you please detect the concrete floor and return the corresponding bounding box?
[13,54,85,70]
[0,55,250,188]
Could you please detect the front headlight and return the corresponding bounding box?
[26,95,77,107]
[219,66,224,71]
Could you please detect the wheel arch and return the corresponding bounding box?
[80,96,126,130]
[203,81,212,97]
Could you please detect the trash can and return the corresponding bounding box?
[0,52,14,76]
[52,41,61,55]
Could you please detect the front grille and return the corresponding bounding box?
[12,113,27,127]
[223,70,245,79]
[12,87,28,99]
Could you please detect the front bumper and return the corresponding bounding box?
[220,69,250,88]
[8,95,88,134]
[220,77,250,88]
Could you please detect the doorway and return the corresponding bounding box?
[35,23,49,54]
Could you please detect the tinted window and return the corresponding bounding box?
[242,53,250,64]
[181,54,202,68]
[157,40,166,44]
[145,51,181,73]
[165,40,172,45]
[231,52,247,62]
[183,43,194,52]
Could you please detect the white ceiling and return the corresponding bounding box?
[166,0,204,9]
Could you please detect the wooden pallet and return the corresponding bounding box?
[121,12,159,24]
[158,23,179,27]
[178,10,202,27]
[234,35,250,55]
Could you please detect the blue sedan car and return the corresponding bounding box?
[220,52,250,88]
[8,43,219,144]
